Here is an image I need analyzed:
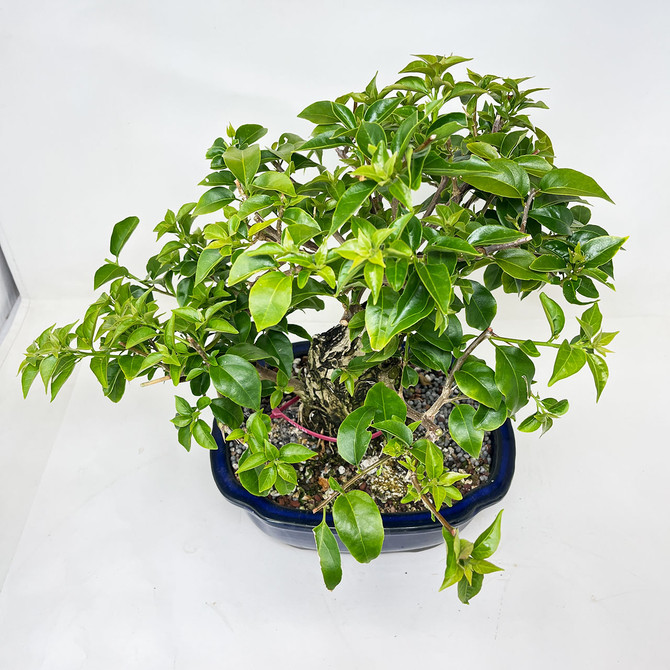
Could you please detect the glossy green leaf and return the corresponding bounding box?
[586,353,609,402]
[279,443,317,464]
[364,382,407,423]
[49,355,75,400]
[235,124,268,146]
[227,253,275,286]
[210,354,261,410]
[467,225,530,247]
[223,145,261,187]
[110,216,139,257]
[473,403,507,431]
[459,159,530,199]
[248,271,292,330]
[333,491,384,563]
[539,168,613,203]
[529,254,567,272]
[193,187,236,216]
[494,346,535,414]
[331,181,376,234]
[581,236,627,268]
[440,528,462,591]
[314,519,342,590]
[210,396,244,429]
[548,341,587,386]
[93,263,128,290]
[373,419,413,445]
[495,249,547,281]
[193,419,217,450]
[21,365,39,398]
[415,262,452,313]
[465,281,497,330]
[539,292,565,338]
[448,404,484,457]
[103,360,126,403]
[458,571,484,604]
[472,509,503,559]
[424,440,444,479]
[125,326,156,349]
[337,406,376,465]
[454,360,502,409]
[254,171,296,197]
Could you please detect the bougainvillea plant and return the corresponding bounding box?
[20,54,625,603]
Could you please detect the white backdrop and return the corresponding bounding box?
[1,0,667,319]
[2,2,670,669]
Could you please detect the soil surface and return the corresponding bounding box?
[229,362,493,514]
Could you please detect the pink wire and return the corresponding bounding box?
[270,396,382,443]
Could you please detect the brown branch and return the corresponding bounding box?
[520,189,538,234]
[256,364,305,396]
[492,115,503,133]
[478,235,532,255]
[186,336,210,367]
[422,176,449,219]
[312,454,394,514]
[422,328,493,438]
[414,133,437,153]
[391,198,399,219]
[410,472,456,535]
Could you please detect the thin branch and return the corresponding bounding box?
[414,133,437,153]
[520,189,538,234]
[492,115,503,133]
[186,336,210,366]
[477,235,532,255]
[422,328,493,437]
[422,176,449,219]
[410,472,456,536]
[391,197,399,219]
[312,454,394,514]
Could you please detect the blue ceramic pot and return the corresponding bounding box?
[210,341,516,552]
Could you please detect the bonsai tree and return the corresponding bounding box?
[20,54,625,603]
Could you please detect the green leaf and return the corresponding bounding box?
[465,281,497,330]
[279,443,317,463]
[331,181,376,234]
[235,124,268,146]
[337,406,376,465]
[539,168,613,203]
[458,571,484,604]
[373,419,413,445]
[193,187,236,216]
[256,330,294,378]
[175,395,192,416]
[210,396,244,429]
[103,360,126,403]
[332,491,384,563]
[495,249,547,281]
[581,236,627,268]
[118,354,143,380]
[210,354,261,410]
[298,100,351,125]
[454,360,502,409]
[110,216,139,257]
[227,253,276,286]
[195,249,223,285]
[282,207,321,246]
[364,98,400,123]
[223,145,261,187]
[364,263,384,303]
[440,528,462,591]
[539,292,565,338]
[364,382,407,423]
[253,171,296,197]
[472,509,503,559]
[39,355,58,390]
[529,254,567,272]
[313,519,342,590]
[473,403,507,431]
[93,263,128,290]
[249,271,292,331]
[428,236,479,256]
[424,440,444,479]
[459,158,530,199]
[415,263,452,313]
[125,327,156,350]
[192,419,217,450]
[50,355,75,401]
[467,225,530,247]
[586,353,609,402]
[494,346,535,414]
[548,341,587,386]
[21,365,39,398]
[467,141,500,160]
[448,404,484,457]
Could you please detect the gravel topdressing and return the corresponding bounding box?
[229,364,493,514]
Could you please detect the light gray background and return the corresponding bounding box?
[1,1,669,668]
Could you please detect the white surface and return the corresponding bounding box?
[1,303,669,669]
[1,0,670,667]
[0,0,668,317]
